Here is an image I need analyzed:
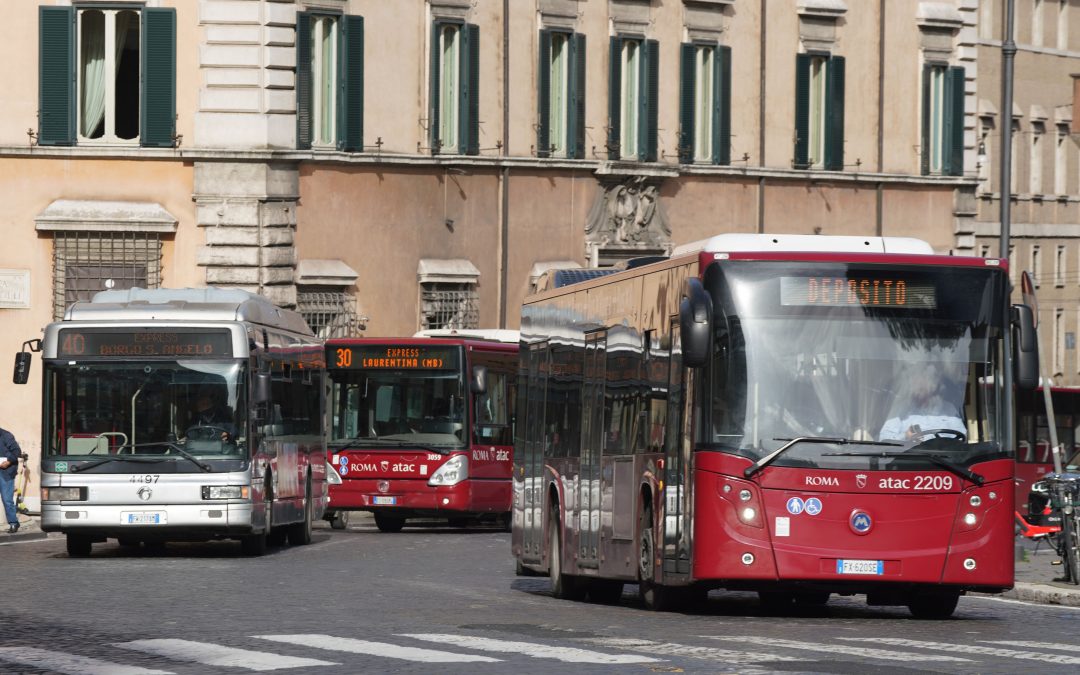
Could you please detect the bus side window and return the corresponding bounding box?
[476,370,511,445]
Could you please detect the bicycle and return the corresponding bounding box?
[1043,473,1080,584]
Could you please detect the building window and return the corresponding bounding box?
[1060,0,1070,50]
[1057,245,1067,287]
[979,244,991,259]
[420,284,478,330]
[608,36,659,161]
[297,289,361,338]
[39,6,175,147]
[52,232,162,320]
[1032,245,1042,288]
[1011,119,1021,195]
[1031,121,1045,195]
[678,43,731,165]
[1055,307,1064,376]
[1056,123,1069,196]
[430,22,479,155]
[296,13,363,151]
[795,52,845,170]
[1009,245,1017,285]
[1034,0,1045,47]
[537,30,586,159]
[979,118,994,193]
[921,64,965,176]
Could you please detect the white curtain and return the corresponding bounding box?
[80,11,106,138]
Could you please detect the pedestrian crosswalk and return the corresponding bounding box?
[2,632,1080,673]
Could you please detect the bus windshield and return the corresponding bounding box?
[329,370,467,448]
[44,360,246,458]
[703,261,1006,472]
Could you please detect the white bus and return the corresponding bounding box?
[13,288,328,556]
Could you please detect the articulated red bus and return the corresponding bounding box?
[1015,386,1080,519]
[324,332,518,532]
[513,233,1037,618]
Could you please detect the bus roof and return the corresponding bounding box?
[64,287,314,335]
[412,329,520,344]
[701,233,935,255]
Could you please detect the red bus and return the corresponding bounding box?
[324,332,518,532]
[513,233,1037,618]
[1015,386,1080,518]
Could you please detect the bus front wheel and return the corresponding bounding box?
[374,512,405,533]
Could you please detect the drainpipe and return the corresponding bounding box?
[758,0,766,233]
[498,0,510,328]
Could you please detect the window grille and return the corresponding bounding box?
[420,283,478,330]
[297,290,360,338]
[52,231,162,319]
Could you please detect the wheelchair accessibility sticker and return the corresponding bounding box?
[804,497,823,516]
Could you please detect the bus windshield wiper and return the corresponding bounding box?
[330,437,451,455]
[69,455,168,472]
[744,437,903,479]
[99,441,214,472]
[822,451,984,486]
[161,443,214,472]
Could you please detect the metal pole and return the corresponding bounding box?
[1000,0,1016,459]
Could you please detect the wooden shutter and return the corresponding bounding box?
[715,45,731,165]
[430,23,441,154]
[38,6,75,146]
[462,23,480,155]
[642,40,659,162]
[296,13,313,149]
[678,43,695,164]
[945,66,966,177]
[920,64,932,175]
[141,7,176,147]
[569,33,587,159]
[824,55,845,171]
[608,37,622,160]
[537,30,552,158]
[794,53,811,169]
[338,15,364,152]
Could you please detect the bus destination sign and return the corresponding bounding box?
[780,276,937,309]
[57,329,234,358]
[331,345,459,370]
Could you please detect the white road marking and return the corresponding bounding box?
[983,640,1080,652]
[583,637,801,663]
[970,595,1080,612]
[841,638,1080,665]
[0,646,173,675]
[114,639,337,671]
[706,636,971,662]
[400,634,661,664]
[254,634,500,663]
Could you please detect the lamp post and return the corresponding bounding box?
[1000,0,1017,458]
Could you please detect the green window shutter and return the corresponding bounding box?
[714,45,732,165]
[430,22,441,154]
[945,66,966,177]
[462,23,480,155]
[641,39,659,162]
[824,55,845,171]
[38,6,75,146]
[537,30,552,158]
[608,37,622,160]
[920,64,931,175]
[296,13,312,149]
[678,43,695,164]
[794,53,811,169]
[569,33,586,159]
[338,15,364,152]
[141,7,176,148]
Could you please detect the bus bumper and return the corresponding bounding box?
[40,502,257,539]
[328,478,509,517]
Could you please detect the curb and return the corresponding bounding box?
[1003,582,1080,607]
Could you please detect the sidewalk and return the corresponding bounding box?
[1006,538,1080,606]
[2,511,49,543]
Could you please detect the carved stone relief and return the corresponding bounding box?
[585,176,672,265]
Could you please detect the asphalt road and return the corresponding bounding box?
[3,517,1080,675]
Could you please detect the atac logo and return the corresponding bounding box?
[855,474,868,489]
[849,509,873,535]
[380,460,390,472]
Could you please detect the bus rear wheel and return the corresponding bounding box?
[374,512,405,533]
[907,591,960,619]
[66,534,92,558]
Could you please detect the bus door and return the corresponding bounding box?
[662,321,691,575]
[523,342,548,564]
[579,330,606,568]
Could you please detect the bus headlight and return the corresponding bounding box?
[428,455,468,487]
[42,486,85,501]
[326,462,342,485]
[201,485,250,500]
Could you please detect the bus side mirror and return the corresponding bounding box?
[254,372,272,404]
[471,365,488,395]
[13,352,31,385]
[680,278,712,368]
[1012,304,1039,390]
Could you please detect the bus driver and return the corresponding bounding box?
[878,364,966,442]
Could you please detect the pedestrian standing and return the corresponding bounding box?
[0,425,21,533]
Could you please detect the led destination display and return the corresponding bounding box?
[780,276,937,309]
[331,345,460,370]
[57,329,234,358]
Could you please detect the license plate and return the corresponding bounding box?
[836,559,883,575]
[372,496,397,506]
[121,512,166,525]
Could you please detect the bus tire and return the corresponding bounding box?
[907,591,960,619]
[549,504,585,600]
[638,504,678,611]
[374,512,405,533]
[329,511,350,530]
[66,534,92,558]
[287,477,313,546]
